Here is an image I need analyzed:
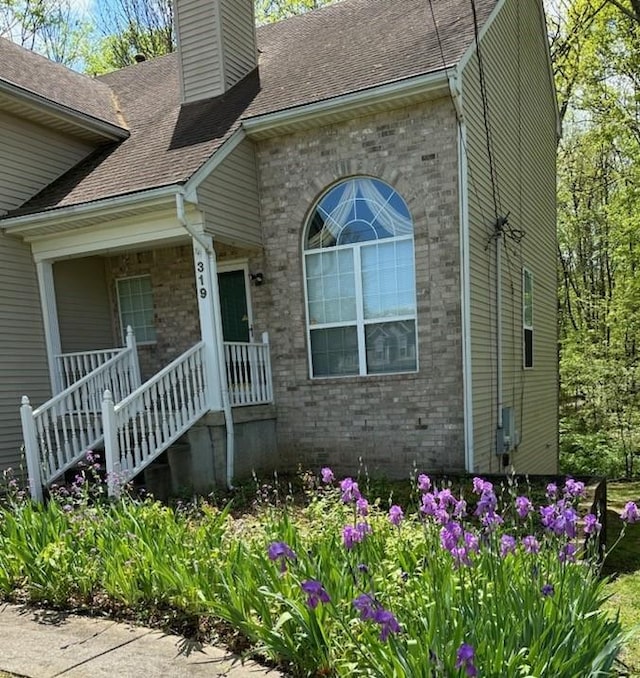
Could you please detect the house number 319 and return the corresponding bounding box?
[196,261,208,298]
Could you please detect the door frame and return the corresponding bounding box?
[217,259,254,342]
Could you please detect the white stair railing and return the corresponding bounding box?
[57,349,122,392]
[224,332,273,406]
[103,341,207,494]
[21,332,141,501]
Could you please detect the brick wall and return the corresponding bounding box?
[106,246,201,379]
[252,98,465,478]
[105,244,264,379]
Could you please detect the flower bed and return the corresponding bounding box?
[0,466,636,676]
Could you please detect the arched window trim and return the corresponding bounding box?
[302,177,419,378]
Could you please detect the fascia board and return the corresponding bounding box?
[241,70,451,135]
[0,79,129,141]
[1,185,182,234]
[183,128,246,197]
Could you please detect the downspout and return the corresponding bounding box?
[449,74,474,473]
[496,230,503,437]
[176,193,235,490]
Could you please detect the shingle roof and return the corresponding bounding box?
[0,37,124,128]
[6,0,497,217]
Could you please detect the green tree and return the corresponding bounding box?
[555,0,640,477]
[0,0,90,65]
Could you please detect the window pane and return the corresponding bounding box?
[524,328,533,368]
[365,320,416,374]
[117,276,155,343]
[523,270,533,326]
[305,251,356,324]
[361,240,415,319]
[310,327,359,376]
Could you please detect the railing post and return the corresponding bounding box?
[262,332,273,402]
[126,326,141,390]
[20,396,43,502]
[102,390,120,497]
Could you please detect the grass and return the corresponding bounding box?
[602,481,640,676]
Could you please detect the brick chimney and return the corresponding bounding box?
[174,0,257,103]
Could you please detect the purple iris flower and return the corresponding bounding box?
[564,478,586,499]
[353,593,376,620]
[472,477,493,494]
[356,497,369,517]
[320,467,334,484]
[515,495,533,519]
[546,483,558,500]
[301,580,330,609]
[584,513,601,535]
[621,501,640,524]
[559,542,577,564]
[340,477,361,503]
[267,541,296,572]
[373,608,401,641]
[500,534,516,558]
[455,643,478,677]
[342,522,371,549]
[420,492,437,516]
[522,535,540,554]
[389,504,404,526]
[417,474,431,492]
[541,583,554,596]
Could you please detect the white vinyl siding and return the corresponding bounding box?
[197,138,262,247]
[221,0,257,89]
[54,258,115,353]
[0,233,50,471]
[0,111,92,214]
[461,0,558,474]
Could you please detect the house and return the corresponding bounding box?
[0,0,560,499]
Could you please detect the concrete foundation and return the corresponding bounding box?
[163,405,278,493]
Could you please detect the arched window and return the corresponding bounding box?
[303,177,417,377]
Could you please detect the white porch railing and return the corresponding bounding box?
[20,333,141,501]
[103,341,207,494]
[56,348,124,392]
[224,332,273,406]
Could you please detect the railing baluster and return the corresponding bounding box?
[221,338,273,407]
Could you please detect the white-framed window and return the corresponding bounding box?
[523,268,533,369]
[116,275,156,344]
[303,177,417,378]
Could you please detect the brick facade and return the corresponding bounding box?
[105,244,264,380]
[100,98,465,479]
[252,99,465,478]
[106,246,201,379]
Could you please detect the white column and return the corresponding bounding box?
[192,236,223,410]
[35,260,63,395]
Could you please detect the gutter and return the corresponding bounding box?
[242,70,451,136]
[0,79,129,141]
[176,193,235,490]
[449,74,474,474]
[1,185,183,233]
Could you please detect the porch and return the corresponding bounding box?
[21,328,273,501]
[20,227,274,501]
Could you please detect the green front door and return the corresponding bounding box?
[218,270,250,342]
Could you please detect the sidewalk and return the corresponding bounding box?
[0,603,285,677]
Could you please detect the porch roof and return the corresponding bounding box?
[1,0,497,222]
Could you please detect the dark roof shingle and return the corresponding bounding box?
[6,0,497,217]
[0,38,124,128]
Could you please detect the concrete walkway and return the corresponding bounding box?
[0,604,285,677]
